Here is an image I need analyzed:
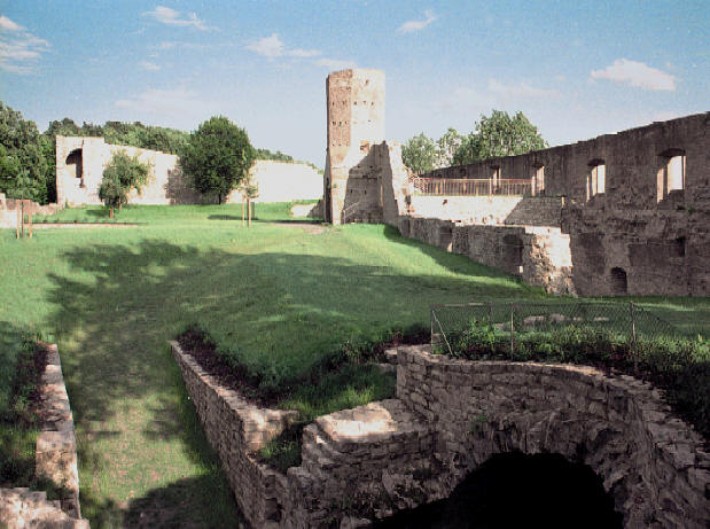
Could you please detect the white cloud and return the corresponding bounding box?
[143,6,208,31]
[590,58,676,91]
[115,87,213,119]
[246,33,284,58]
[139,60,161,71]
[246,33,320,60]
[0,15,23,32]
[314,58,357,70]
[0,15,50,74]
[398,10,436,34]
[488,79,558,98]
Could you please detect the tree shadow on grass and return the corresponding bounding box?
[46,237,526,526]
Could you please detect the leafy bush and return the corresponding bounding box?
[98,151,149,217]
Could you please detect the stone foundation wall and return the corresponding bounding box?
[0,344,88,529]
[396,346,710,529]
[174,338,709,528]
[171,341,296,527]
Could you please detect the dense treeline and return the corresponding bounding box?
[0,100,313,205]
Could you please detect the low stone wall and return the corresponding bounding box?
[398,216,575,295]
[0,344,88,528]
[173,339,709,528]
[171,341,297,527]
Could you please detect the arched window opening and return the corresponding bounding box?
[531,163,545,196]
[438,225,453,252]
[374,453,622,529]
[587,159,605,201]
[610,267,628,295]
[66,148,84,188]
[657,149,686,202]
[490,165,501,194]
[502,234,524,271]
[673,236,686,258]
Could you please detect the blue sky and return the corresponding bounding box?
[2,1,708,166]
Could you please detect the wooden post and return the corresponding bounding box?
[16,203,20,239]
[27,202,32,239]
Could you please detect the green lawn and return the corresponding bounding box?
[0,203,538,527]
[2,203,707,527]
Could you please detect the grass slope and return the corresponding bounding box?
[0,203,535,527]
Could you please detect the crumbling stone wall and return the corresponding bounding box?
[415,113,710,296]
[173,338,709,529]
[0,344,88,528]
[56,135,197,206]
[398,217,575,294]
[56,136,323,208]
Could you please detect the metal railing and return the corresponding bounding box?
[412,178,532,197]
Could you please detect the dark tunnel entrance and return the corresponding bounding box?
[374,452,622,529]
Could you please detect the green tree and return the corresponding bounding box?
[453,110,547,165]
[98,151,149,218]
[402,133,438,175]
[0,102,51,203]
[180,116,255,204]
[436,127,463,168]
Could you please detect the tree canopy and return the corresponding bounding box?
[452,110,547,165]
[180,116,255,204]
[0,102,52,203]
[401,127,465,175]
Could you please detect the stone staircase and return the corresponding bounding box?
[0,488,89,529]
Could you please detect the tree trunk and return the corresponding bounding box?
[109,207,114,219]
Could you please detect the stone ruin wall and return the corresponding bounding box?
[55,136,323,208]
[413,113,710,296]
[399,216,575,294]
[0,192,62,228]
[324,69,390,225]
[56,135,198,207]
[172,340,710,529]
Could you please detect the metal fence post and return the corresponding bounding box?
[630,302,638,374]
[510,303,516,355]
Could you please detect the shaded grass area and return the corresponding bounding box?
[0,328,45,488]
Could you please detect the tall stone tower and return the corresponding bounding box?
[324,69,385,224]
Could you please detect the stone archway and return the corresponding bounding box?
[394,346,709,529]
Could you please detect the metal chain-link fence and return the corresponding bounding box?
[430,300,698,373]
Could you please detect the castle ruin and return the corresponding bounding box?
[324,68,710,297]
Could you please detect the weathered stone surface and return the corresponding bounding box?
[175,337,708,529]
